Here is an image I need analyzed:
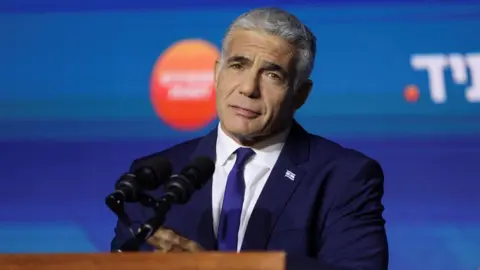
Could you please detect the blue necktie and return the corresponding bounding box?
[217,147,255,251]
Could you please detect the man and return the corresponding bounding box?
[111,7,388,270]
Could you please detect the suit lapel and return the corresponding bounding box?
[241,121,310,250]
[186,127,218,250]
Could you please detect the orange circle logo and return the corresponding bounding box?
[150,39,219,131]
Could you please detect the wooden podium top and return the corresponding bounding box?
[0,252,285,270]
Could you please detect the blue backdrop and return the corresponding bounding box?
[0,1,479,269]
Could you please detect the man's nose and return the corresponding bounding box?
[238,72,260,98]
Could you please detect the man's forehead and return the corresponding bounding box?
[224,30,294,52]
[223,30,295,63]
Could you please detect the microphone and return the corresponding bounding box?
[117,156,215,252]
[164,156,216,204]
[105,156,173,227]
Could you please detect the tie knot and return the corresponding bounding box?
[234,147,255,168]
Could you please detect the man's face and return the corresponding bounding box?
[214,29,311,142]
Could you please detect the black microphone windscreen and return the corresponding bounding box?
[163,156,214,204]
[192,156,215,180]
[186,156,215,188]
[131,156,173,190]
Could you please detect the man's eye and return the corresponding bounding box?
[266,72,281,80]
[230,63,242,69]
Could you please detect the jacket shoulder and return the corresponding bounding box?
[308,134,383,178]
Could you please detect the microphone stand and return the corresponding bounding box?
[116,193,176,252]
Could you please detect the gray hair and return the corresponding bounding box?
[221,7,317,89]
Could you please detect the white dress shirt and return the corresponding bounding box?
[212,123,290,251]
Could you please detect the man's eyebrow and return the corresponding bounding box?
[227,55,251,63]
[227,56,287,74]
[263,61,285,72]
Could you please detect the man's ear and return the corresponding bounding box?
[214,60,221,86]
[293,79,313,110]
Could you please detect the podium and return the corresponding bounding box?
[0,252,285,270]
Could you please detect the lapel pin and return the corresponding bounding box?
[284,170,295,181]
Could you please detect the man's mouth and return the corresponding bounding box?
[230,105,261,118]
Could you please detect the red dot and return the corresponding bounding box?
[404,84,420,103]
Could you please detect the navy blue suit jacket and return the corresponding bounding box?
[111,122,388,270]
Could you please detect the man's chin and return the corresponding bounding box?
[225,121,256,134]
[220,121,261,144]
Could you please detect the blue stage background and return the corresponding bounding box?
[1,1,479,269]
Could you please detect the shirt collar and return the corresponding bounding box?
[215,123,291,169]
